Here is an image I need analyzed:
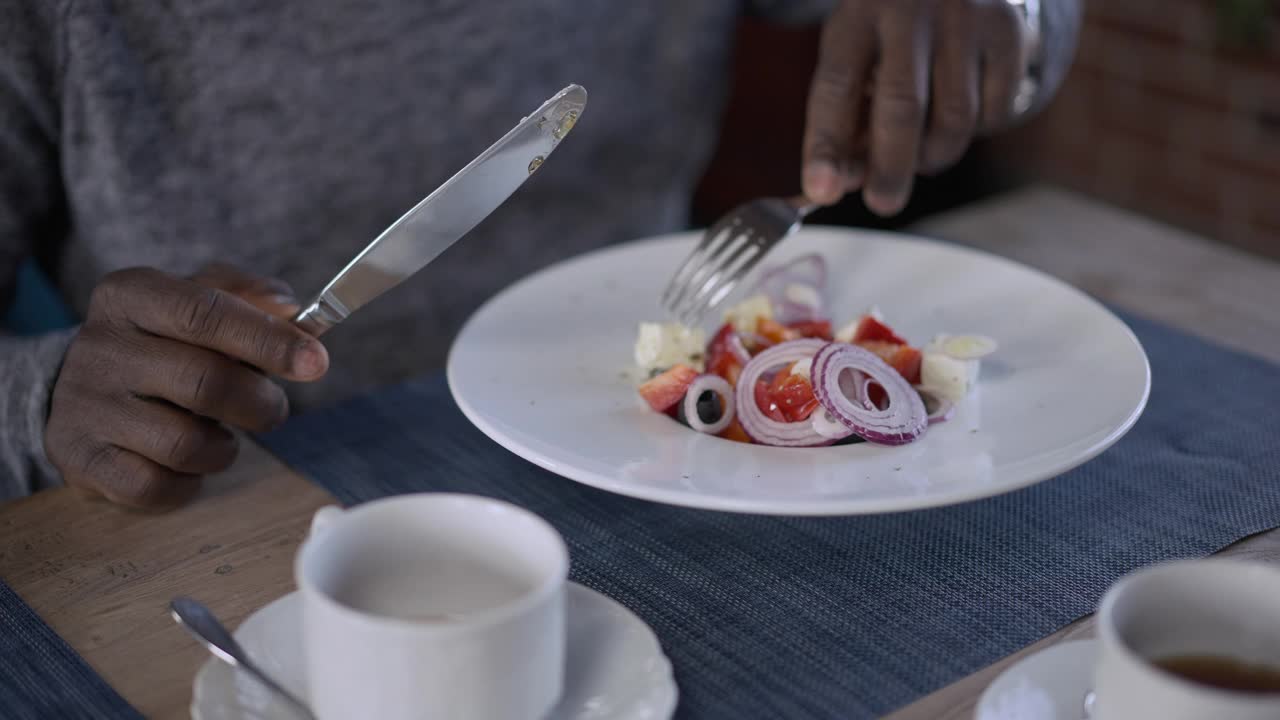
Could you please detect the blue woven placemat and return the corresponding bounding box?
[0,581,142,719]
[253,311,1280,719]
[1,311,1277,719]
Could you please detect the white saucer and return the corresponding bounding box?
[975,640,1097,720]
[192,583,678,720]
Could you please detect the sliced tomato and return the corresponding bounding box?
[786,319,834,341]
[888,346,922,385]
[851,315,909,345]
[866,382,887,410]
[638,364,699,413]
[756,317,800,345]
[856,340,923,386]
[705,323,744,387]
[764,363,820,422]
[705,323,736,363]
[772,379,820,422]
[754,380,788,422]
[767,361,798,394]
[718,418,753,444]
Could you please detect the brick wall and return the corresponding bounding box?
[989,0,1280,258]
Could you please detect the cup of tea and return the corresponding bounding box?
[293,493,569,720]
[1091,558,1280,719]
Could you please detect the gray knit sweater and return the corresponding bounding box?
[0,1,1078,498]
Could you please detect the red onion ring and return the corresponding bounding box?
[812,343,928,446]
[734,339,831,447]
[682,375,736,435]
[749,254,828,323]
[811,369,872,440]
[812,409,855,440]
[916,386,955,425]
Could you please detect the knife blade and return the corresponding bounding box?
[292,83,588,336]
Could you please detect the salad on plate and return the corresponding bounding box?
[633,254,996,447]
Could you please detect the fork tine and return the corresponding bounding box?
[663,220,739,316]
[660,224,725,308]
[663,196,807,325]
[673,232,757,324]
[676,237,763,325]
[671,226,744,314]
[661,223,732,311]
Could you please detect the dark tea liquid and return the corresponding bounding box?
[1154,654,1280,694]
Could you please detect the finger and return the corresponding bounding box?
[921,5,979,174]
[191,264,300,319]
[106,395,240,474]
[109,269,327,381]
[75,443,201,509]
[127,335,291,432]
[978,4,1026,132]
[865,8,932,216]
[191,262,296,300]
[803,4,877,205]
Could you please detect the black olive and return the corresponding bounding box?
[695,390,722,424]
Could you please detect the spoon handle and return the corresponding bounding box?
[237,656,315,720]
[170,597,315,720]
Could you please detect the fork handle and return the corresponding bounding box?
[788,194,819,218]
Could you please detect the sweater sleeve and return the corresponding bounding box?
[0,0,76,499]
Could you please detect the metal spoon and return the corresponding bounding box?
[170,596,315,720]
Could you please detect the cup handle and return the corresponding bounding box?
[309,505,344,536]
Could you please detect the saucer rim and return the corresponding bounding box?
[974,638,1097,720]
[190,581,678,719]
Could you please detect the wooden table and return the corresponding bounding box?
[2,185,1278,719]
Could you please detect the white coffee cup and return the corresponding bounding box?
[1091,558,1280,719]
[293,493,569,720]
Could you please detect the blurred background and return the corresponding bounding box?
[693,0,1280,261]
[6,0,1277,334]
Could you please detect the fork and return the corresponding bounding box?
[661,195,816,327]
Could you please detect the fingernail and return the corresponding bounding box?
[268,294,302,314]
[803,161,843,205]
[863,188,907,218]
[293,342,328,379]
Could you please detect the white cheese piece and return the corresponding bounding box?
[920,351,979,404]
[723,294,773,335]
[834,320,860,344]
[789,356,813,382]
[932,333,997,360]
[633,322,706,373]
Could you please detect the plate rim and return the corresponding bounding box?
[446,226,1152,516]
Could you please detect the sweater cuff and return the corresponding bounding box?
[0,326,78,498]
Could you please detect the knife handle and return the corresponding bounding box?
[292,296,345,337]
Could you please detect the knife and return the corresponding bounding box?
[292,83,588,336]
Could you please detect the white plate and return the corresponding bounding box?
[191,583,677,720]
[975,640,1097,719]
[447,227,1150,515]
